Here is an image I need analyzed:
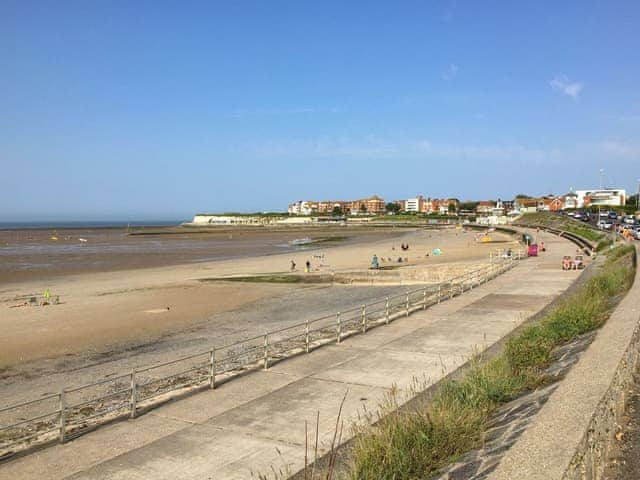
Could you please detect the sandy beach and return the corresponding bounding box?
[0,226,516,373]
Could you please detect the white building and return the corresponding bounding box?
[574,189,626,208]
[190,215,270,225]
[287,201,313,215]
[404,197,422,212]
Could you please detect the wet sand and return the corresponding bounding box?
[0,227,516,370]
[0,226,402,284]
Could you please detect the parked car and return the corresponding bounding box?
[608,211,619,220]
[598,220,613,230]
[623,216,635,225]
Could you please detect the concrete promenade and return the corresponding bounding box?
[489,243,640,480]
[0,231,580,480]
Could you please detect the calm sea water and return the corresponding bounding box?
[0,220,185,230]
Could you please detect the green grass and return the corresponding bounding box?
[563,225,603,242]
[515,212,604,242]
[347,246,635,479]
[596,238,613,252]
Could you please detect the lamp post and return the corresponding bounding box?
[637,179,639,210]
[595,169,604,227]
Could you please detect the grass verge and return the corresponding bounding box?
[347,245,635,479]
[563,225,604,242]
[596,238,614,252]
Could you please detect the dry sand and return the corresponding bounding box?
[0,227,515,369]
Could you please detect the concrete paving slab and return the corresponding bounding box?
[68,425,300,480]
[0,412,191,480]
[465,293,550,312]
[383,325,495,357]
[148,369,298,424]
[310,349,460,389]
[267,344,364,378]
[206,377,387,445]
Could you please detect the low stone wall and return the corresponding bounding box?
[489,245,640,480]
[333,262,487,285]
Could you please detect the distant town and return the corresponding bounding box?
[189,187,638,226]
[286,188,630,217]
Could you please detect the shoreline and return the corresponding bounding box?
[0,225,407,286]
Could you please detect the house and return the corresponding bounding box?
[476,201,495,215]
[514,198,544,213]
[564,191,579,209]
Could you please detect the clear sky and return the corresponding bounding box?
[1,1,639,220]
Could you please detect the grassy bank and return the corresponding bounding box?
[515,212,604,243]
[563,225,603,242]
[347,245,635,479]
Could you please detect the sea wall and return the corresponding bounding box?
[490,245,640,480]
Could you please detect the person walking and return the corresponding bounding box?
[305,260,311,273]
[371,254,379,269]
[290,260,296,272]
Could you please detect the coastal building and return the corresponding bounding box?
[404,196,425,213]
[476,201,495,215]
[349,195,386,215]
[513,198,544,213]
[564,191,579,209]
[575,189,626,208]
[287,201,314,215]
[288,195,385,215]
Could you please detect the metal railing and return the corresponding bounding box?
[0,253,523,460]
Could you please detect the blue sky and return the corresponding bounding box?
[1,1,639,220]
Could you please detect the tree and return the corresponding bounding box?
[458,201,478,211]
[385,202,401,214]
[331,206,343,216]
[447,203,456,214]
[359,203,368,213]
[515,194,532,199]
[627,193,639,209]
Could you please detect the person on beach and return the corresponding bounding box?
[371,254,379,269]
[290,260,296,272]
[305,260,311,273]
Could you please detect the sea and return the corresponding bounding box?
[0,220,185,230]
